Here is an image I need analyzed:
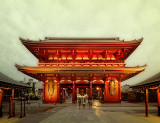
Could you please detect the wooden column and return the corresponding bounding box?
[145,89,149,117]
[89,81,92,100]
[57,80,60,102]
[59,87,63,103]
[157,89,160,116]
[72,81,76,103]
[12,89,14,99]
[118,81,121,102]
[104,81,108,102]
[43,82,45,103]
[12,89,15,116]
[0,89,3,117]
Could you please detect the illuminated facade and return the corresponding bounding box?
[16,37,146,103]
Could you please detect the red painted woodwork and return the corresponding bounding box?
[16,37,146,104]
[43,82,45,102]
[157,89,160,116]
[0,89,3,117]
[72,81,76,102]
[145,89,149,117]
[89,82,92,100]
[157,89,160,106]
[0,89,3,108]
[11,89,14,116]
[118,82,121,102]
[57,81,60,102]
[60,88,63,102]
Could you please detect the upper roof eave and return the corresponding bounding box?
[19,37,143,61]
[19,37,143,44]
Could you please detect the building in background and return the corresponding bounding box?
[26,79,43,99]
[121,84,144,102]
[131,72,160,116]
[0,72,30,117]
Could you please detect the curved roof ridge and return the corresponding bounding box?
[19,37,143,43]
[45,37,120,40]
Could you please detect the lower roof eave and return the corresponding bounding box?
[15,65,146,82]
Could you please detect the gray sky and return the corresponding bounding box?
[0,0,160,85]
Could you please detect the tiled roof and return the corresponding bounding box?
[121,85,134,93]
[132,72,160,87]
[0,72,30,88]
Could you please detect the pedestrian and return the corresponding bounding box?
[82,98,86,109]
[26,95,29,104]
[78,98,81,109]
[53,102,56,108]
[88,100,92,109]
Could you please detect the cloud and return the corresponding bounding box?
[0,0,160,85]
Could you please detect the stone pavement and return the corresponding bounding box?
[1,101,160,123]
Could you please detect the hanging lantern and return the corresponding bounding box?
[48,80,55,99]
[109,80,117,96]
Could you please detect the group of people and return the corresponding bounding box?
[78,97,92,109]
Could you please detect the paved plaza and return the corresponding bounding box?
[1,101,160,123]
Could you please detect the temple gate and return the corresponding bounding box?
[16,37,146,103]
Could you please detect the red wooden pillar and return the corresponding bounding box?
[12,89,14,99]
[12,89,15,116]
[157,89,160,116]
[118,81,121,102]
[60,87,63,103]
[57,80,60,102]
[0,89,3,117]
[72,81,76,103]
[104,81,108,102]
[89,81,92,100]
[43,82,45,103]
[145,89,149,117]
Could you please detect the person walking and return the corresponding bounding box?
[78,98,81,109]
[88,100,92,109]
[82,98,86,109]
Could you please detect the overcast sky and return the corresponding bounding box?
[0,0,160,85]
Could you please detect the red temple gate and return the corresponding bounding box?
[15,37,146,103]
